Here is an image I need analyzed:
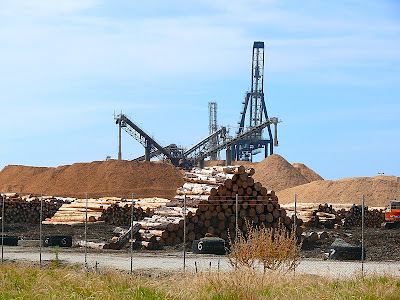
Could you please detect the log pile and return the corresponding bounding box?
[0,194,68,223]
[43,198,113,225]
[43,197,168,225]
[340,205,385,228]
[281,203,385,229]
[135,207,191,250]
[163,165,298,245]
[99,203,149,226]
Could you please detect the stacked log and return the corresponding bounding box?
[302,230,329,243]
[43,198,112,225]
[0,195,68,223]
[136,210,188,250]
[44,197,169,225]
[99,203,149,226]
[164,165,297,245]
[281,203,385,229]
[341,205,385,228]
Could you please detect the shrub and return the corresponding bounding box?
[228,221,302,273]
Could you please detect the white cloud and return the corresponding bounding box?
[0,0,101,16]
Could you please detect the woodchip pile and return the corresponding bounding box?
[0,193,69,224]
[277,175,400,207]
[253,154,310,192]
[292,163,324,182]
[0,160,184,200]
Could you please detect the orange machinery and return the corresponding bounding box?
[385,200,400,229]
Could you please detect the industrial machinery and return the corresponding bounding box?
[231,41,280,162]
[384,199,400,229]
[114,41,280,168]
[208,102,219,160]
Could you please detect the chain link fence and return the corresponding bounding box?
[0,192,399,277]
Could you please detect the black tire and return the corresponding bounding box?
[329,238,365,260]
[43,235,72,247]
[192,237,227,255]
[0,235,18,246]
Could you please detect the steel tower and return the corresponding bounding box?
[208,102,219,160]
[232,41,274,161]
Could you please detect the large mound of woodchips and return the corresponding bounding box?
[253,154,310,191]
[0,160,184,199]
[277,175,400,207]
[292,163,324,182]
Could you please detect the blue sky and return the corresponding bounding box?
[0,0,399,180]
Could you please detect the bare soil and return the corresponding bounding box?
[301,227,400,261]
[3,223,399,262]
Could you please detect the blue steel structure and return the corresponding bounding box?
[231,41,274,161]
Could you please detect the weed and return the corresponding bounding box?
[227,221,302,272]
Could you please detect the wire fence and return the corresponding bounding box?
[0,192,399,277]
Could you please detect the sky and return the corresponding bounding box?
[0,0,399,180]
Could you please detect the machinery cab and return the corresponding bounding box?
[385,199,400,224]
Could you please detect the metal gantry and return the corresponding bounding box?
[232,41,277,162]
[114,41,280,167]
[114,113,184,166]
[208,102,219,160]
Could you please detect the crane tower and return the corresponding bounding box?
[231,41,275,161]
[208,102,220,160]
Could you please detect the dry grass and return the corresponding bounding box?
[228,222,302,273]
[0,262,399,299]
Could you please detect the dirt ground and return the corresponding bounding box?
[301,227,400,261]
[3,223,400,262]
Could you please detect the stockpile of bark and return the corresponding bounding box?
[0,193,69,224]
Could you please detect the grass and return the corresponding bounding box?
[0,262,399,299]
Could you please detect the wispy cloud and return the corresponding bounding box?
[0,0,100,16]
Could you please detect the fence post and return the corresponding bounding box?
[85,193,88,270]
[294,194,297,276]
[183,194,187,271]
[235,194,238,239]
[361,194,365,276]
[1,193,4,264]
[130,193,134,274]
[40,194,43,268]
[294,194,297,233]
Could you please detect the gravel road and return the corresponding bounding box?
[3,246,400,278]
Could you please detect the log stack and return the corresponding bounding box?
[134,206,193,250]
[99,203,149,226]
[165,165,297,244]
[0,194,68,223]
[43,197,115,225]
[281,203,385,229]
[340,205,385,228]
